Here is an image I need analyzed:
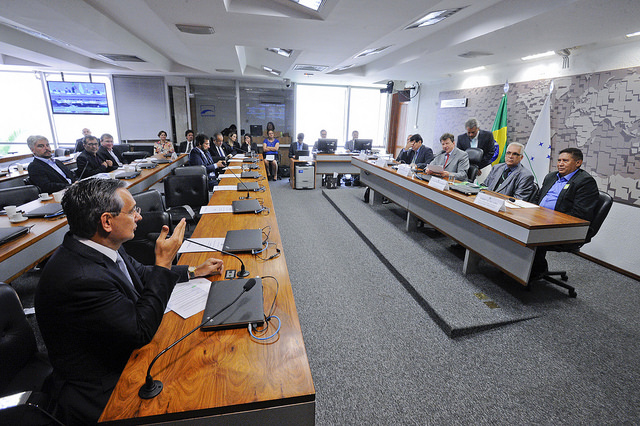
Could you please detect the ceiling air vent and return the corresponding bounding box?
[458,51,493,59]
[293,64,328,72]
[98,54,145,62]
[176,24,215,35]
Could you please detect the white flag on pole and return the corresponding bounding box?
[523,95,551,185]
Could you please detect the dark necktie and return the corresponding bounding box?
[496,167,511,187]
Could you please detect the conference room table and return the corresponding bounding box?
[99,157,316,424]
[352,157,590,285]
[0,154,188,283]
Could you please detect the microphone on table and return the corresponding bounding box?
[184,238,250,278]
[139,278,257,399]
[225,167,256,199]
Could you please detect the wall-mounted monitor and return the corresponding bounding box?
[47,81,109,115]
[353,139,373,152]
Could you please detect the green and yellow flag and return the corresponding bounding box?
[491,94,508,165]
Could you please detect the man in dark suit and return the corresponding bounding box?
[209,132,230,163]
[97,133,125,167]
[178,129,194,153]
[35,178,224,424]
[189,133,225,190]
[457,118,496,178]
[406,134,434,169]
[77,135,116,178]
[483,142,535,200]
[289,133,309,158]
[531,147,599,277]
[26,135,76,193]
[74,127,92,153]
[395,134,414,163]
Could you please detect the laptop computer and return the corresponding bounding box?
[23,203,64,218]
[449,183,481,195]
[237,181,260,191]
[114,170,140,179]
[200,278,264,331]
[243,157,258,163]
[222,228,263,253]
[241,171,261,179]
[0,226,29,246]
[232,198,262,214]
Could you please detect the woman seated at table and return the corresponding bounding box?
[154,130,174,156]
[241,134,258,154]
[263,130,279,180]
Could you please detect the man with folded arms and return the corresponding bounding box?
[27,135,76,193]
[424,133,469,181]
[97,133,124,167]
[35,179,224,424]
[483,142,535,200]
[77,135,117,178]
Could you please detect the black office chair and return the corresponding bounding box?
[173,165,207,176]
[132,189,166,214]
[123,211,171,265]
[122,151,148,163]
[527,182,540,203]
[465,148,483,182]
[53,148,70,157]
[0,185,40,209]
[541,191,613,297]
[163,174,209,230]
[0,283,61,425]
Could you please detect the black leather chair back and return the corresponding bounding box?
[54,148,70,157]
[467,164,479,182]
[164,174,209,209]
[585,191,613,243]
[527,182,540,203]
[465,147,484,166]
[122,151,148,163]
[123,211,171,265]
[0,185,40,209]
[132,189,165,213]
[173,165,206,176]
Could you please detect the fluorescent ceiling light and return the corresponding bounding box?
[521,51,555,61]
[266,47,293,57]
[626,31,640,38]
[293,64,328,72]
[355,46,391,58]
[262,65,281,76]
[405,7,467,29]
[290,0,323,11]
[463,66,486,73]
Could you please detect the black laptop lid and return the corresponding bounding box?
[23,203,63,218]
[0,226,29,245]
[222,228,262,253]
[200,278,264,331]
[237,181,260,191]
[232,199,262,214]
[240,171,260,179]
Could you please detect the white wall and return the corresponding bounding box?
[406,39,640,277]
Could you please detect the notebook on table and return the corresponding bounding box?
[237,181,260,191]
[114,171,140,179]
[0,226,29,245]
[222,228,263,253]
[23,203,64,218]
[200,278,264,331]
[449,183,481,195]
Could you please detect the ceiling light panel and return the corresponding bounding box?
[266,47,293,57]
[293,64,328,72]
[521,51,555,61]
[355,46,391,58]
[405,7,467,29]
[290,0,323,11]
[175,24,215,35]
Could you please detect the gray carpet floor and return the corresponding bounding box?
[11,179,640,425]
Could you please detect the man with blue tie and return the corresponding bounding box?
[189,133,225,189]
[27,134,77,193]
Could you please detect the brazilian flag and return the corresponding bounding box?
[491,94,508,165]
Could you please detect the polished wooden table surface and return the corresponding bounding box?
[100,158,315,425]
[0,155,188,282]
[352,157,590,284]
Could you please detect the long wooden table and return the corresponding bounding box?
[100,158,315,424]
[352,157,590,285]
[0,155,188,282]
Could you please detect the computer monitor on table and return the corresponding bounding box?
[316,139,337,153]
[295,149,310,159]
[353,139,373,152]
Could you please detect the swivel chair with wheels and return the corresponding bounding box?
[541,191,613,297]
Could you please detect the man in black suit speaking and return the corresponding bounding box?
[457,118,496,181]
[35,179,224,424]
[27,134,76,193]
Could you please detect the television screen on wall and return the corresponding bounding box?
[47,81,109,115]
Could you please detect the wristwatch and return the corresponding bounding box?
[188,266,196,280]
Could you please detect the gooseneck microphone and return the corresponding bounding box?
[139,278,257,399]
[226,167,254,195]
[184,238,250,278]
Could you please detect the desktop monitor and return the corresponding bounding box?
[353,139,373,152]
[316,138,337,153]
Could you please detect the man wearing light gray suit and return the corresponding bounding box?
[425,133,469,181]
[483,142,535,200]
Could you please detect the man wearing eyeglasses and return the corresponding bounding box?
[483,142,535,200]
[77,135,117,178]
[35,179,224,424]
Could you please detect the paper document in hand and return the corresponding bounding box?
[427,164,444,173]
[178,238,225,253]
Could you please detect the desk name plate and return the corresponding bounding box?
[474,192,506,212]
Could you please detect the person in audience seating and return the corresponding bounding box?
[241,134,258,154]
[289,133,309,158]
[74,127,92,153]
[154,130,174,156]
[263,129,280,180]
[425,133,469,181]
[405,134,434,169]
[530,147,599,279]
[77,135,116,178]
[483,142,535,200]
[98,133,125,167]
[189,133,225,190]
[35,178,223,424]
[27,135,76,193]
[345,130,359,152]
[179,129,194,153]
